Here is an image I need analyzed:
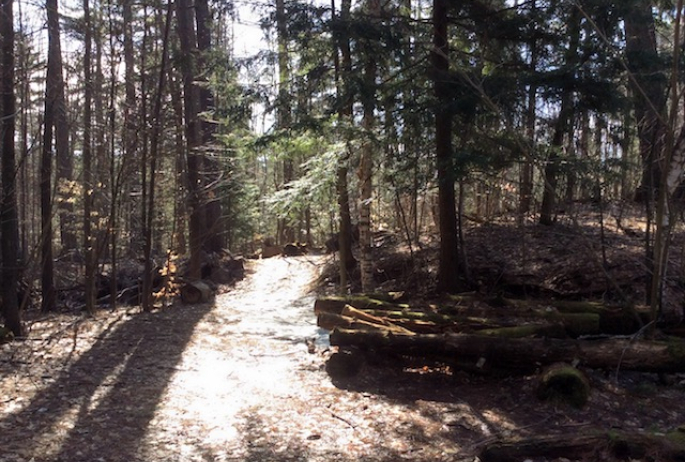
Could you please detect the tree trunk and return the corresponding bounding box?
[82,0,96,313]
[40,0,60,313]
[276,0,295,245]
[0,0,23,336]
[357,0,380,293]
[519,0,536,220]
[649,3,685,326]
[169,70,187,255]
[625,0,667,202]
[433,0,459,292]
[196,0,223,253]
[539,7,580,226]
[142,0,173,312]
[51,0,75,254]
[333,0,356,292]
[176,0,204,279]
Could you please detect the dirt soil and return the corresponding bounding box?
[2,254,685,461]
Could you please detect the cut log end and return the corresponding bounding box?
[180,281,213,304]
[325,349,364,379]
[536,363,590,409]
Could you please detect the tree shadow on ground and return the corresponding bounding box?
[1,303,212,462]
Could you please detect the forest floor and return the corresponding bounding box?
[2,212,685,461]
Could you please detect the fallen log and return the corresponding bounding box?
[329,329,685,374]
[479,427,685,462]
[503,298,648,335]
[317,300,601,338]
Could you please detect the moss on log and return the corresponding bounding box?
[536,363,590,408]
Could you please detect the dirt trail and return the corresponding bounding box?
[4,256,684,462]
[0,256,473,462]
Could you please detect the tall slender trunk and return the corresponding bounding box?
[169,70,187,255]
[1,0,22,336]
[539,7,580,226]
[332,0,356,293]
[142,0,173,311]
[519,0,536,220]
[122,0,137,255]
[176,0,204,279]
[359,0,380,293]
[649,1,684,325]
[276,0,294,245]
[50,0,75,254]
[196,0,223,252]
[433,0,459,292]
[625,0,666,202]
[107,0,118,308]
[40,0,61,313]
[83,0,95,313]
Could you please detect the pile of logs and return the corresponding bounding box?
[315,294,685,376]
[316,294,685,460]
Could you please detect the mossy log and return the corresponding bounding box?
[329,328,685,374]
[536,363,590,408]
[479,428,685,462]
[503,299,649,335]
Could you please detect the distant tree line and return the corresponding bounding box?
[1,0,684,335]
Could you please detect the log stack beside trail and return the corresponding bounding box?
[315,293,685,377]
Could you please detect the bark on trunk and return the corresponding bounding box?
[358,0,380,293]
[40,0,60,313]
[82,0,96,313]
[176,0,204,279]
[333,0,356,292]
[0,0,23,336]
[433,0,459,291]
